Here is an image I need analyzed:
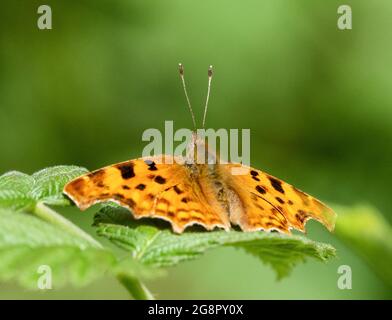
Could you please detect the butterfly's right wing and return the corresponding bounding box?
[64,155,230,233]
[216,163,336,233]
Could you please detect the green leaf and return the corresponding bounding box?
[0,166,88,210]
[0,172,35,210]
[30,166,88,205]
[0,167,118,289]
[0,208,116,288]
[335,204,392,287]
[94,205,336,279]
[0,171,34,193]
[0,167,160,294]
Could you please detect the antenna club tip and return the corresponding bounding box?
[178,63,184,75]
[208,65,213,77]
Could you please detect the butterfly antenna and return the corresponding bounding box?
[178,63,197,130]
[202,65,213,129]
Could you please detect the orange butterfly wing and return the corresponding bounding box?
[63,156,230,233]
[216,163,337,233]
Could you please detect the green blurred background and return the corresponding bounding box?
[0,0,391,299]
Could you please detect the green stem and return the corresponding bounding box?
[117,274,155,300]
[34,202,103,248]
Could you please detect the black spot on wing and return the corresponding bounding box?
[144,160,158,171]
[181,197,189,203]
[250,170,259,177]
[117,163,135,179]
[256,185,267,194]
[268,176,284,194]
[136,184,146,190]
[275,197,285,204]
[173,185,183,194]
[154,175,166,184]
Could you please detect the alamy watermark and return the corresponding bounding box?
[37,5,52,30]
[337,265,352,290]
[37,265,52,290]
[142,121,251,174]
[337,5,352,30]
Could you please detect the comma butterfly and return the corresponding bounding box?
[64,64,337,234]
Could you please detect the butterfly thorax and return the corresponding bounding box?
[182,132,234,221]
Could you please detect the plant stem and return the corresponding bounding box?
[117,274,155,300]
[34,202,103,248]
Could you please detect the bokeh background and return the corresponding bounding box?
[0,0,391,299]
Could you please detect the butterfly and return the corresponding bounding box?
[64,64,337,234]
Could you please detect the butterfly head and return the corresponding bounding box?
[185,131,218,165]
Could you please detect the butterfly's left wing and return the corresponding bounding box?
[216,163,337,233]
[63,155,230,233]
